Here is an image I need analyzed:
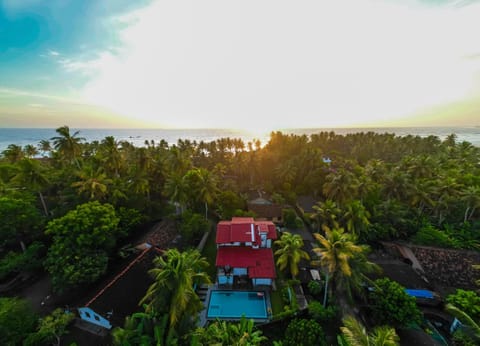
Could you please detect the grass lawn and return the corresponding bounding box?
[201,230,217,281]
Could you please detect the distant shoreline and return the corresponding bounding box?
[1,127,479,152]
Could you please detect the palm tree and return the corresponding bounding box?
[342,200,371,239]
[140,249,211,328]
[37,139,52,158]
[2,144,24,163]
[71,166,111,201]
[462,186,480,222]
[164,173,188,214]
[23,144,38,158]
[196,168,219,219]
[311,200,341,232]
[193,317,266,346]
[313,227,379,309]
[323,169,358,205]
[98,136,123,177]
[340,315,399,346]
[51,125,85,167]
[274,232,310,278]
[12,158,50,216]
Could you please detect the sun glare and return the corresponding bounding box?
[75,0,480,129]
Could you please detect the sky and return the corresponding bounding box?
[1,0,480,130]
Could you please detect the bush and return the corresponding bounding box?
[283,209,298,229]
[0,297,38,345]
[369,278,422,328]
[116,207,147,238]
[0,242,44,280]
[179,211,210,243]
[284,319,326,346]
[451,329,477,346]
[308,301,337,322]
[446,289,480,322]
[308,280,322,296]
[412,224,459,248]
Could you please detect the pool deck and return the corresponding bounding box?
[198,285,273,327]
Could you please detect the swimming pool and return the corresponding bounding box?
[207,290,268,319]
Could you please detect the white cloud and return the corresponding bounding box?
[76,0,480,128]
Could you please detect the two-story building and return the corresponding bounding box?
[215,217,277,287]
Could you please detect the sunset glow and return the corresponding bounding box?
[1,0,480,129]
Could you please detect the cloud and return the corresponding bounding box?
[66,0,480,128]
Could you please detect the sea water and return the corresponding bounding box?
[1,127,479,152]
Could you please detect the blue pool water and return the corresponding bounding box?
[207,290,267,319]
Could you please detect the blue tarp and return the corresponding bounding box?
[405,289,434,299]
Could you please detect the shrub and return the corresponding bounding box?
[369,278,422,328]
[283,209,297,229]
[284,318,326,346]
[0,297,38,345]
[308,301,337,322]
[412,224,459,248]
[179,211,210,243]
[308,280,322,296]
[446,289,480,322]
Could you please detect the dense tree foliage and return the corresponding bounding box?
[0,297,38,346]
[369,278,422,328]
[44,201,120,291]
[1,127,480,344]
[446,289,480,322]
[283,318,326,346]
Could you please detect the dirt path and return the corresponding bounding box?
[17,274,55,315]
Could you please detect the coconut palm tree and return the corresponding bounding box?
[2,144,24,163]
[323,169,358,205]
[164,173,188,214]
[98,136,123,177]
[342,200,371,239]
[51,126,85,168]
[311,200,341,232]
[71,166,111,201]
[140,249,211,328]
[23,144,38,158]
[196,168,219,219]
[12,158,50,216]
[37,139,52,158]
[274,232,310,278]
[313,227,379,309]
[462,186,480,222]
[340,315,399,346]
[193,317,267,346]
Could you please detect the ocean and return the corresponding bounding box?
[0,127,479,153]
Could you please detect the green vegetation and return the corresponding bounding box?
[340,315,399,346]
[2,128,480,344]
[140,249,210,330]
[192,317,267,346]
[283,318,326,346]
[274,232,310,278]
[44,201,120,292]
[446,289,480,322]
[369,278,422,328]
[0,297,38,346]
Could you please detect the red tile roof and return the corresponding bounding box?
[216,247,276,279]
[215,218,277,244]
